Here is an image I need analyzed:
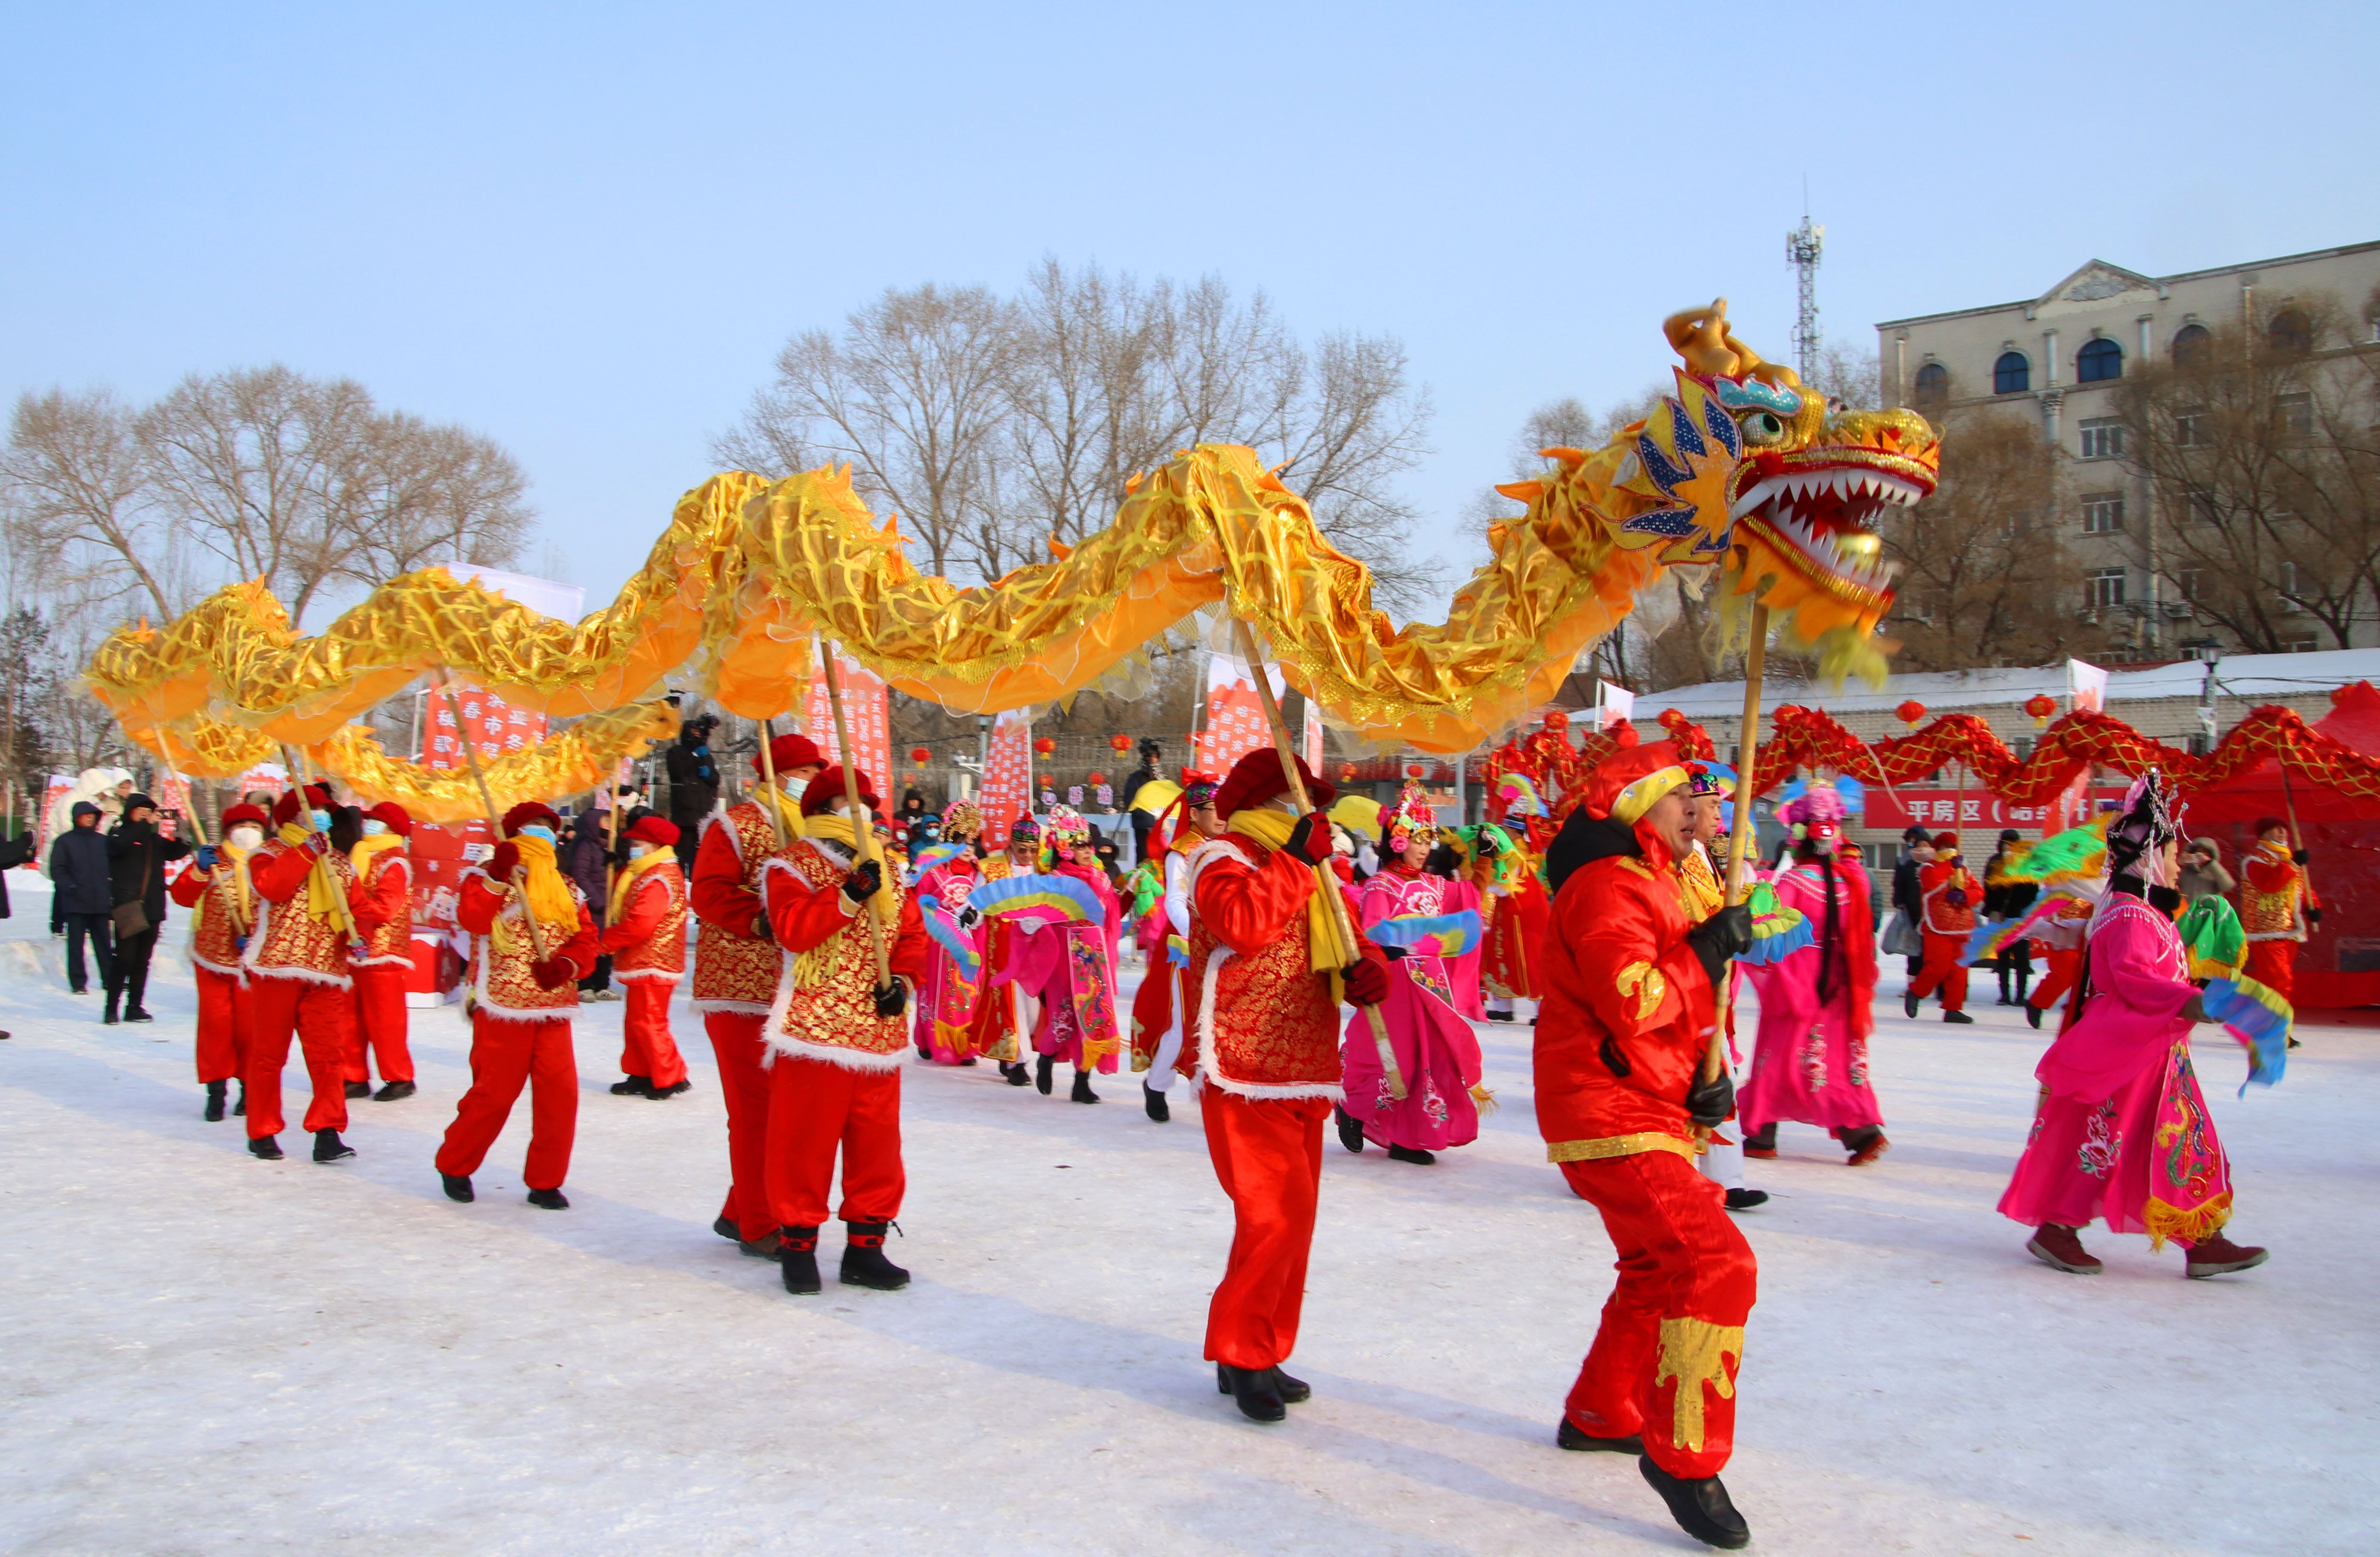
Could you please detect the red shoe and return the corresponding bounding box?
[2026,1224,2102,1274]
[2184,1233,2269,1278]
[1846,1132,1890,1166]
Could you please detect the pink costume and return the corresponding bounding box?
[1996,891,2235,1246]
[912,855,985,1063]
[1739,850,1884,1137]
[992,806,1125,1076]
[1341,863,1486,1153]
[1440,875,1488,1022]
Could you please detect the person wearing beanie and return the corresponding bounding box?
[600,814,693,1100]
[343,801,418,1101]
[1738,788,1889,1168]
[757,765,932,1295]
[2240,817,2318,1015]
[1176,748,1391,1425]
[690,729,824,1256]
[1982,828,2038,1008]
[102,791,191,1023]
[242,783,371,1164]
[1904,831,1978,1024]
[169,802,268,1121]
[434,800,601,1209]
[1535,738,1759,1551]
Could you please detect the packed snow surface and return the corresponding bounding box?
[1,888,2369,1555]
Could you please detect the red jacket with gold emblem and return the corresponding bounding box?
[171,853,258,977]
[458,870,600,1022]
[2241,841,2315,943]
[1918,859,1977,935]
[1177,834,1386,1100]
[349,842,413,969]
[692,799,788,1015]
[244,835,367,988]
[758,835,932,1071]
[603,857,690,980]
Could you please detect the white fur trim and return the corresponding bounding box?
[693,998,774,1016]
[354,953,413,969]
[758,1033,907,1073]
[245,962,353,990]
[610,967,680,984]
[190,953,247,980]
[1195,1062,1342,1103]
[703,801,743,867]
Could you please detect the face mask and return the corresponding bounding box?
[520,825,556,844]
[628,842,651,859]
[229,826,263,850]
[310,809,332,832]
[783,776,809,801]
[361,819,388,837]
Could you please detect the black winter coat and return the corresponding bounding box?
[106,817,190,925]
[50,813,114,915]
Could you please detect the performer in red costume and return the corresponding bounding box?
[170,802,267,1123]
[602,814,693,1099]
[435,801,600,1209]
[2240,818,2318,1014]
[242,784,370,1164]
[343,800,418,1101]
[691,731,823,1257]
[1905,831,1977,1024]
[1177,749,1389,1424]
[1537,739,1757,1550]
[757,765,932,1295]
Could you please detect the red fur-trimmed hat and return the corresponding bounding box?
[269,783,335,827]
[799,765,880,818]
[367,801,413,837]
[757,732,825,776]
[220,803,269,830]
[1211,749,1335,820]
[502,800,562,837]
[1931,831,1961,852]
[624,814,679,847]
[2253,816,2289,838]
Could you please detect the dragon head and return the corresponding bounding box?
[1566,299,1939,677]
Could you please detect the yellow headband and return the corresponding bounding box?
[1610,765,1690,826]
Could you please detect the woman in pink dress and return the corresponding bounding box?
[1997,774,2270,1278]
[911,802,986,1064]
[1336,783,1486,1165]
[1739,788,1888,1165]
[1010,804,1125,1104]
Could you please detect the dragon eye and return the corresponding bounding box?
[1737,410,1787,447]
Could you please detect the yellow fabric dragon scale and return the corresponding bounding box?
[85,304,1940,806]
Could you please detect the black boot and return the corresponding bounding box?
[442,1173,475,1203]
[125,1006,153,1023]
[373,1079,416,1101]
[1000,1060,1031,1087]
[1218,1362,1311,1405]
[103,993,120,1026]
[609,1075,652,1097]
[1035,1053,1055,1095]
[739,1230,784,1259]
[2016,968,2032,1005]
[1386,1143,1436,1165]
[1943,1009,1975,1025]
[1216,1363,1286,1423]
[1334,1105,1366,1154]
[526,1187,570,1210]
[343,1081,370,1099]
[1142,1082,1170,1123]
[204,1081,227,1123]
[312,1128,356,1163]
[839,1221,909,1290]
[1639,1456,1750,1549]
[1996,966,2012,1005]
[712,1215,740,1240]
[233,1085,246,1117]
[2026,1002,2044,1030]
[1557,1417,1644,1454]
[1070,1068,1100,1104]
[1902,989,1920,1019]
[648,1079,691,1099]
[780,1225,822,1294]
[1724,1188,1769,1211]
[249,1134,284,1161]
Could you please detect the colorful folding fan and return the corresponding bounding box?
[1734,881,1812,966]
[966,872,1106,925]
[1366,909,1483,958]
[904,841,967,886]
[921,908,982,977]
[2200,975,2291,1095]
[2177,895,2248,981]
[1494,772,1549,819]
[1961,889,2092,967]
[2003,816,2111,886]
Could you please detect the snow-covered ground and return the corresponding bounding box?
[1,875,2371,1556]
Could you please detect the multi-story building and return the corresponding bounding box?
[1876,241,2380,654]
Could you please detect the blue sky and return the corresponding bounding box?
[7,2,2377,624]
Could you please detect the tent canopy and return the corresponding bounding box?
[2186,681,2380,828]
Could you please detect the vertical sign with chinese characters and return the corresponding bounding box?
[980,710,1033,840]
[1190,652,1286,775]
[802,648,894,796]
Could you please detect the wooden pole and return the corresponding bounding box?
[755,716,789,848]
[281,742,360,941]
[1711,603,1772,1085]
[602,762,625,903]
[433,670,550,963]
[2279,754,2314,899]
[817,638,892,988]
[1231,613,1404,1099]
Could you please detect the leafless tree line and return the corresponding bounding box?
[712,260,1442,612]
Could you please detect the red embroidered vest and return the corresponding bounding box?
[355,851,413,968]
[246,841,357,986]
[187,862,255,975]
[614,861,689,978]
[768,842,909,1070]
[694,801,785,1012]
[469,878,586,1020]
[1182,838,1343,1096]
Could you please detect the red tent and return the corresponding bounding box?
[2187,681,2380,1008]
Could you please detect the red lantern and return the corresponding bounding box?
[1403,762,1427,780]
[1542,710,1570,733]
[1033,736,1056,757]
[1086,770,1107,785]
[1895,700,1928,727]
[2023,694,2057,726]
[908,745,932,766]
[1108,733,1132,754]
[1338,763,1357,782]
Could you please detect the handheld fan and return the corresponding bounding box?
[2200,975,2291,1095]
[967,872,1105,926]
[1366,909,1483,959]
[1734,881,1813,966]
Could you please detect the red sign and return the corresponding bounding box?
[980,710,1032,839]
[412,681,549,934]
[1863,786,2128,834]
[802,651,893,793]
[1190,652,1281,775]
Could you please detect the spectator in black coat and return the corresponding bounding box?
[665,714,721,873]
[50,801,115,997]
[103,793,190,1024]
[1889,825,1934,982]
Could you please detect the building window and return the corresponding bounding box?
[2078,417,2124,459]
[2278,560,2300,599]
[2277,392,2313,436]
[2081,493,2125,533]
[1912,362,1950,408]
[2088,568,2128,609]
[2289,635,2320,653]
[2268,309,2314,356]
[2178,568,2203,601]
[1993,351,2030,394]
[2175,409,2205,446]
[2077,337,2124,382]
[2172,323,2213,366]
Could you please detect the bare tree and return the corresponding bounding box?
[0,388,178,616]
[1270,330,1438,608]
[1805,344,1881,411]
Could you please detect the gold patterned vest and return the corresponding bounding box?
[187,863,255,976]
[2240,845,2305,943]
[767,841,910,1070]
[694,801,786,1013]
[245,841,357,987]
[355,852,413,967]
[614,861,689,978]
[1182,838,1343,1098]
[469,880,586,1021]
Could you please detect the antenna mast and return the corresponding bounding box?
[1786,184,1824,384]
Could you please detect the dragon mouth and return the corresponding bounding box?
[1728,463,1926,598]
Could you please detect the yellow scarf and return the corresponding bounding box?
[802,815,897,927]
[506,833,581,927]
[350,832,406,879]
[1227,810,1356,985]
[606,843,674,926]
[208,839,256,931]
[277,821,344,922]
[757,785,806,841]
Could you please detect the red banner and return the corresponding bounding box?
[412,681,549,934]
[1190,653,1282,775]
[980,710,1032,840]
[803,651,893,794]
[1863,786,2128,834]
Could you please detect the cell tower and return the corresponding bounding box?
[1786,193,1824,384]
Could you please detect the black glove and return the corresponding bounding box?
[2306,905,2323,927]
[1379,943,1407,961]
[2292,848,2310,865]
[1283,813,1332,864]
[957,906,981,929]
[1685,904,1755,986]
[842,859,882,904]
[873,981,907,1018]
[1685,1064,1735,1129]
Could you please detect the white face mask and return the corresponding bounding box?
[628,841,651,860]
[229,826,263,850]
[361,819,388,837]
[783,775,810,801]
